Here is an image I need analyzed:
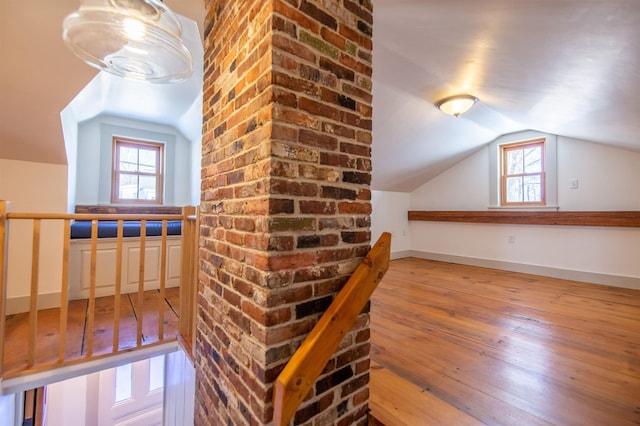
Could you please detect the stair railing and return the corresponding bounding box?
[0,200,198,379]
[272,232,392,425]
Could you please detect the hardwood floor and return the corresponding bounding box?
[3,287,180,377]
[369,258,640,426]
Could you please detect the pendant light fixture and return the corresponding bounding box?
[435,94,478,117]
[63,0,193,83]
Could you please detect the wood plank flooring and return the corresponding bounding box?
[369,258,640,426]
[3,287,180,377]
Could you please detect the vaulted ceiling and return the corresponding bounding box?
[373,0,640,191]
[1,0,639,192]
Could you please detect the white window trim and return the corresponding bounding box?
[489,131,558,210]
[111,136,165,205]
[95,120,181,206]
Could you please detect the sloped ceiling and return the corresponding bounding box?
[1,1,639,193]
[372,0,640,191]
[0,0,204,165]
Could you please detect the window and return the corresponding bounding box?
[500,139,545,206]
[112,138,164,204]
[148,355,165,392]
[114,362,133,403]
[489,132,557,209]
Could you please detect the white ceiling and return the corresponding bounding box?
[373,0,640,191]
[1,1,639,193]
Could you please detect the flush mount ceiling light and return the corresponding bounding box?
[63,0,193,83]
[435,94,479,117]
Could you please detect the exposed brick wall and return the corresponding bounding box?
[197,0,373,424]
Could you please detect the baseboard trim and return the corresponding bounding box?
[390,250,412,260]
[7,293,62,315]
[407,251,640,290]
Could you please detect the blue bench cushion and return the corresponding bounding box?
[70,221,182,239]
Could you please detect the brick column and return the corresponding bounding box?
[197,0,373,424]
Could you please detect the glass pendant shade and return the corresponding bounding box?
[435,94,478,117]
[63,0,193,83]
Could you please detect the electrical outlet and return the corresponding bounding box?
[507,235,515,244]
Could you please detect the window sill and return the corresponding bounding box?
[75,205,183,215]
[488,205,559,211]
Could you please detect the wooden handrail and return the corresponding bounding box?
[272,232,392,426]
[0,201,198,379]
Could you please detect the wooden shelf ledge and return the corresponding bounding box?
[407,210,640,227]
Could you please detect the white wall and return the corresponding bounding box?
[164,349,195,426]
[61,107,79,214]
[371,190,411,257]
[412,146,489,210]
[44,373,91,426]
[75,115,195,207]
[0,394,16,426]
[0,159,67,304]
[558,137,640,210]
[190,132,202,206]
[408,133,640,288]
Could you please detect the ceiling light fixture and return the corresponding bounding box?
[435,94,478,117]
[63,0,193,83]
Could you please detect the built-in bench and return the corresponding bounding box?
[68,211,185,300]
[70,220,182,239]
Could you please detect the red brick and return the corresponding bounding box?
[273,104,320,128]
[274,0,321,35]
[338,201,372,215]
[199,0,373,423]
[266,317,317,345]
[242,301,292,326]
[271,122,299,142]
[266,284,314,307]
[272,33,317,63]
[270,179,318,197]
[322,121,356,138]
[269,252,317,271]
[299,96,341,121]
[298,128,338,150]
[299,200,336,215]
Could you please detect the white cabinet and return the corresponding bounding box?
[68,236,181,300]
